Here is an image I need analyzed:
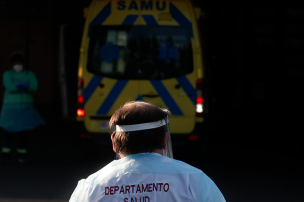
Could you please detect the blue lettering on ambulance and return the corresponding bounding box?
[128,1,138,10]
[117,1,167,11]
[156,1,166,10]
[141,1,153,10]
[117,1,126,10]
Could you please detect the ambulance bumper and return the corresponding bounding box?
[77,121,112,145]
[170,122,204,146]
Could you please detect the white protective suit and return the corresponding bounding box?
[69,153,226,202]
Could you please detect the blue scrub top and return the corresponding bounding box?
[0,70,44,132]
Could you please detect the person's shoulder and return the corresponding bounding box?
[81,160,118,184]
[133,154,204,175]
[167,157,204,174]
[84,156,140,181]
[3,70,11,75]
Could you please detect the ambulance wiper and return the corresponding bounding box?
[141,94,159,98]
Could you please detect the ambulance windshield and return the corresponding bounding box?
[87,26,193,80]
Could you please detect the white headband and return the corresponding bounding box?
[116,119,167,132]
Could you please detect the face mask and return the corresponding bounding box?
[13,64,23,72]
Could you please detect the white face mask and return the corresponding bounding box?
[13,64,23,72]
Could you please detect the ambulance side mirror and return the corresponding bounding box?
[194,7,201,20]
[83,7,89,18]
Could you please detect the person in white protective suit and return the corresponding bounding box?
[69,101,226,202]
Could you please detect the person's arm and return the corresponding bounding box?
[69,179,90,202]
[3,71,19,92]
[189,172,226,202]
[27,71,38,93]
[201,176,226,202]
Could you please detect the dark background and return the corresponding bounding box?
[3,0,301,151]
[0,0,304,201]
[0,0,303,156]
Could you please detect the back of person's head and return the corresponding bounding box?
[10,52,25,64]
[109,101,169,156]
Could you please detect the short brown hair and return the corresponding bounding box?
[109,101,169,156]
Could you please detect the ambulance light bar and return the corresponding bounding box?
[77,78,85,117]
[196,79,203,116]
[77,109,85,117]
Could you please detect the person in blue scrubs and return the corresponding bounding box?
[69,101,226,202]
[0,53,44,164]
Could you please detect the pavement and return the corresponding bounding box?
[0,119,303,202]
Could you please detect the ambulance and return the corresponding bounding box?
[77,0,204,145]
